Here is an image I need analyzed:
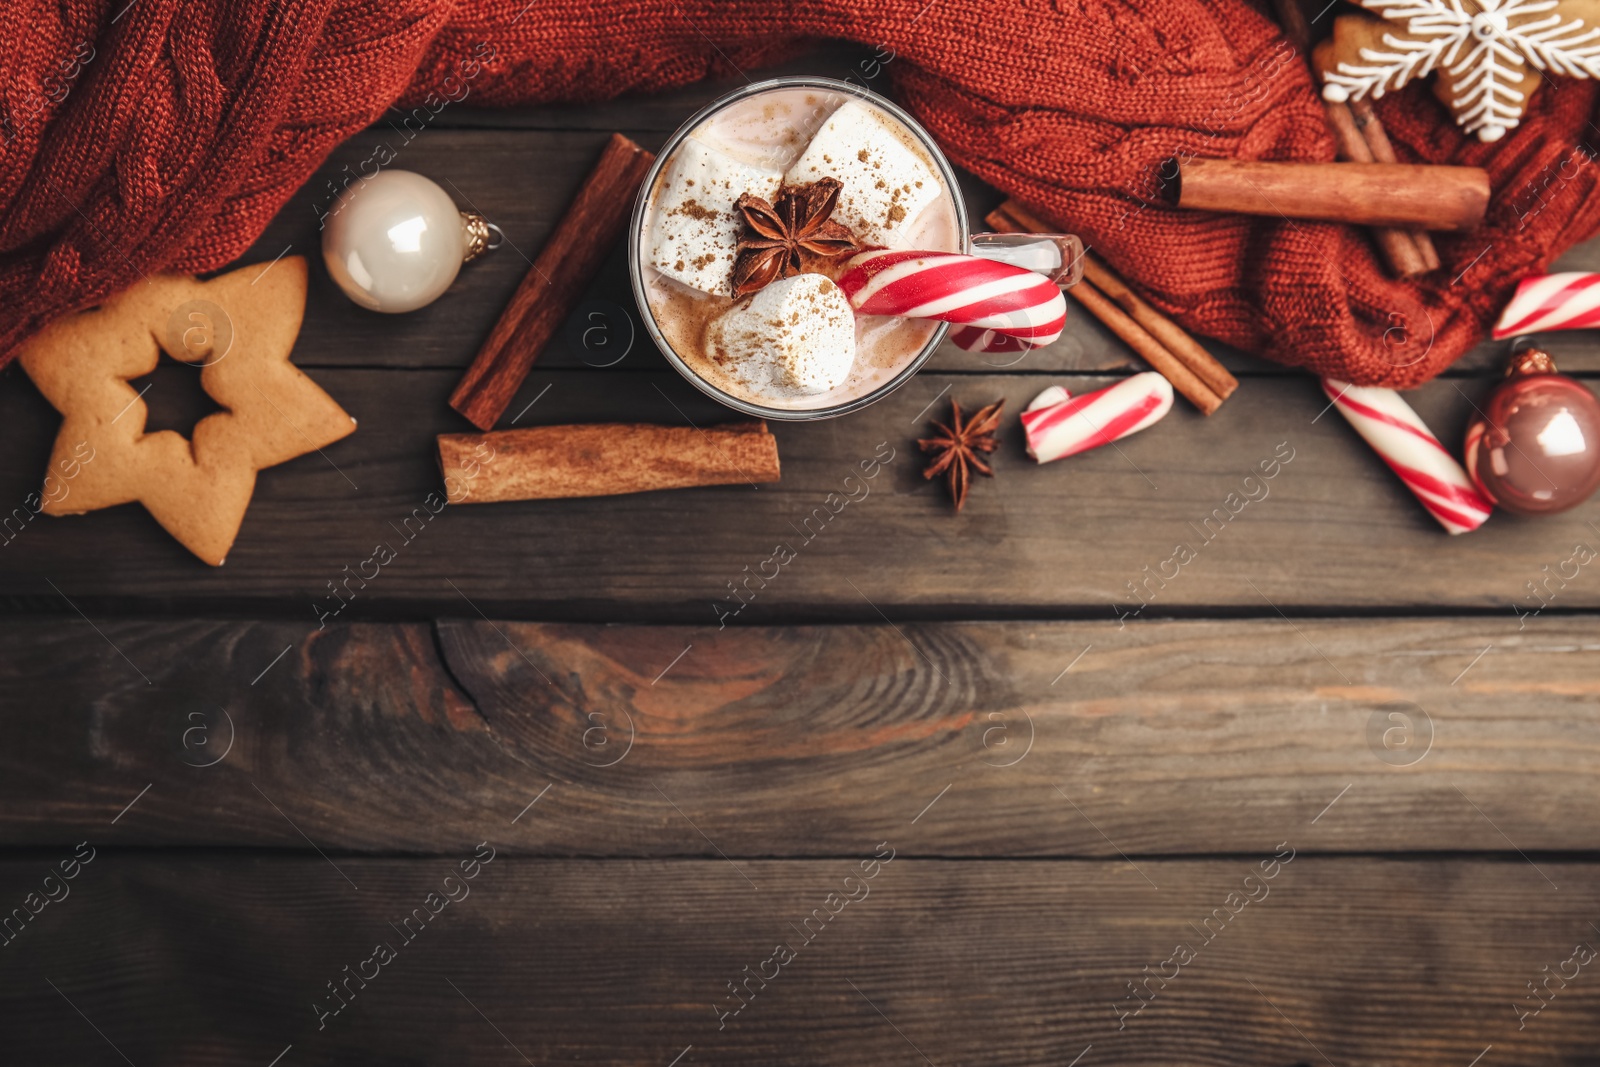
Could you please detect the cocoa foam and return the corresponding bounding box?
[640,87,961,412]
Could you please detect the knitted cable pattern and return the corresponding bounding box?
[4,0,1598,386]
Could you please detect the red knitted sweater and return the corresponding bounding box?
[5,0,1600,386]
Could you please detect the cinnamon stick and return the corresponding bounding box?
[449,134,656,431]
[1175,158,1489,231]
[1064,281,1225,415]
[437,421,780,503]
[1347,97,1442,271]
[1271,0,1437,276]
[1077,256,1236,403]
[988,201,1234,413]
[1320,101,1430,276]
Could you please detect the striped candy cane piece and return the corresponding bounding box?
[1492,273,1600,338]
[1322,380,1493,535]
[1021,373,1173,463]
[1026,385,1071,411]
[838,249,1067,347]
[948,324,1035,355]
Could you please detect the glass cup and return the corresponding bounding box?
[629,76,1080,422]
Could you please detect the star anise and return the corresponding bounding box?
[731,177,860,297]
[919,398,1004,513]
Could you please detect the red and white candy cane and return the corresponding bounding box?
[1021,373,1173,463]
[1322,380,1492,535]
[948,325,1034,355]
[837,249,1067,347]
[1493,273,1600,338]
[1026,385,1071,412]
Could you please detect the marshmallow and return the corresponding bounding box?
[706,274,857,396]
[785,100,942,248]
[649,136,782,295]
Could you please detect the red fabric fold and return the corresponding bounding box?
[5,0,1600,386]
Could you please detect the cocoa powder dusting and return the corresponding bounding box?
[673,198,720,222]
[642,86,957,409]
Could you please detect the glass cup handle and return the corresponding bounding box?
[967,232,1085,289]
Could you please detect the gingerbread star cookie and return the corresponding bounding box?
[1317,0,1600,142]
[17,257,356,565]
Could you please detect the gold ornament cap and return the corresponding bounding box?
[461,211,493,263]
[1507,347,1557,377]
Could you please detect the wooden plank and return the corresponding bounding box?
[3,617,1596,854]
[234,127,1600,376]
[3,368,1598,616]
[0,855,1594,1065]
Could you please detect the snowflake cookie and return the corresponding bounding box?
[1316,0,1600,142]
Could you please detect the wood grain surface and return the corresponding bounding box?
[5,88,1595,618]
[2,617,1594,855]
[0,856,1592,1066]
[3,366,1598,618]
[5,40,1600,1065]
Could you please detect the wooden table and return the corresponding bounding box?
[3,47,1598,1066]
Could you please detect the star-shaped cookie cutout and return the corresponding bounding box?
[1317,0,1600,142]
[17,257,356,565]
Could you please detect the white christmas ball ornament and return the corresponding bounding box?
[321,170,495,313]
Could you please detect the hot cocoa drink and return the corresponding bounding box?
[636,83,964,414]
